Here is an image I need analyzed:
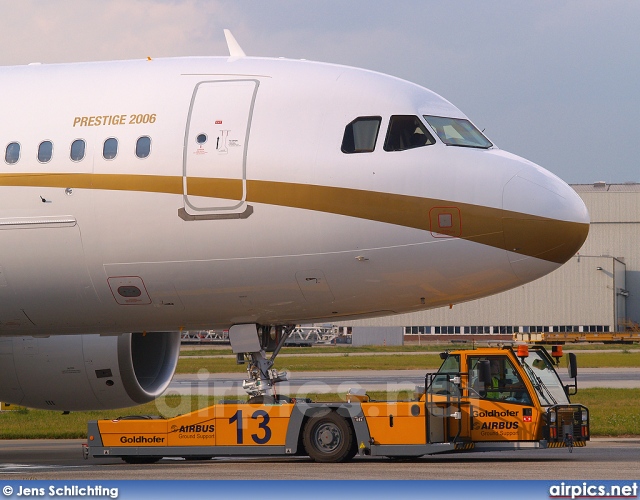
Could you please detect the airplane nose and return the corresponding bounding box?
[502,165,589,281]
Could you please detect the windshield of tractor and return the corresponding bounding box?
[520,350,570,406]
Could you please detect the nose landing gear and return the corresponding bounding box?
[228,324,294,399]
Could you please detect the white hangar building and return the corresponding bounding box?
[338,183,639,338]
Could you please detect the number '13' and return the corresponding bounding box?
[228,409,272,444]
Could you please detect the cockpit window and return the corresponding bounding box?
[423,115,492,149]
[341,116,381,153]
[383,115,435,152]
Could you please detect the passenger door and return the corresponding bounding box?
[182,80,259,219]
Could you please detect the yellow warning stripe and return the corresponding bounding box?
[546,440,586,448]
[454,442,475,450]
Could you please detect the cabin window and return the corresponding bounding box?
[423,115,492,149]
[135,136,151,159]
[70,139,86,162]
[38,141,53,163]
[341,116,381,153]
[196,134,207,144]
[103,138,118,160]
[5,142,20,164]
[383,115,435,152]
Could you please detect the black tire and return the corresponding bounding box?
[302,411,354,463]
[121,456,161,464]
[346,437,359,461]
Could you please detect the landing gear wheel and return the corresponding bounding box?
[303,411,354,463]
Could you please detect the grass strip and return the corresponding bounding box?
[570,351,640,367]
[180,343,640,357]
[176,354,445,373]
[180,344,463,356]
[176,351,640,373]
[571,388,640,436]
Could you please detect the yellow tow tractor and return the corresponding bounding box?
[84,344,589,463]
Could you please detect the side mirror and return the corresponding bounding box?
[478,360,491,385]
[564,352,578,396]
[439,352,449,360]
[567,352,577,379]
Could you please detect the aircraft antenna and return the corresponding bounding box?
[224,29,246,58]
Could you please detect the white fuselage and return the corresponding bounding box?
[0,56,589,336]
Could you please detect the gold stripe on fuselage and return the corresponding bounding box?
[0,173,183,195]
[0,173,588,264]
